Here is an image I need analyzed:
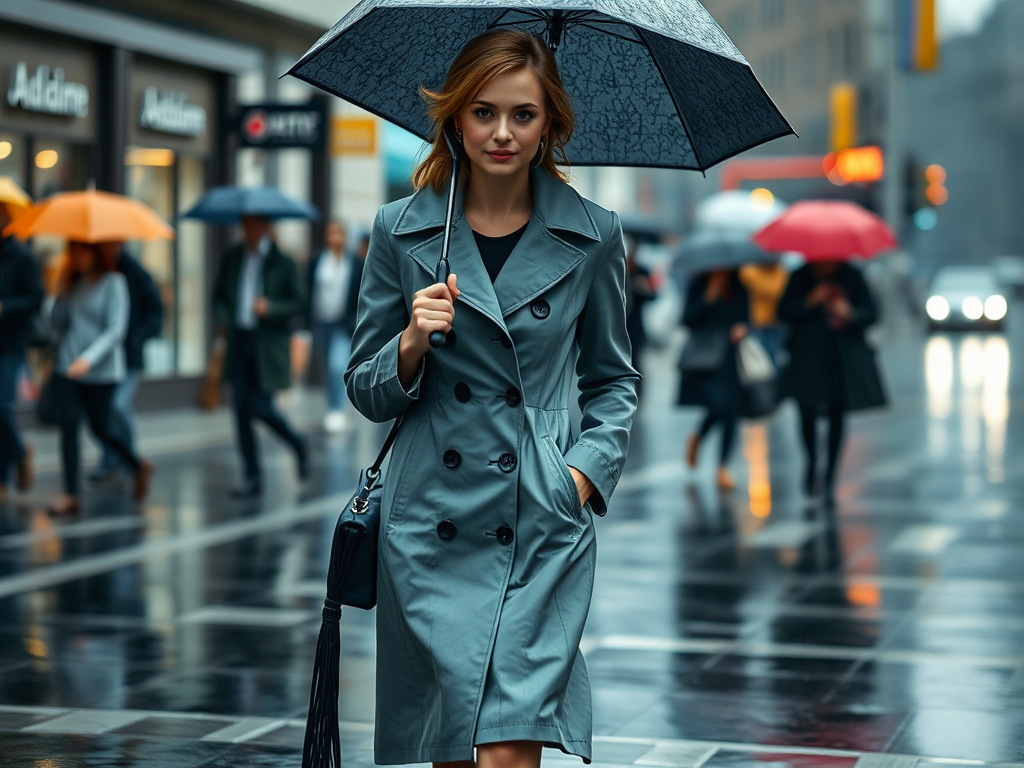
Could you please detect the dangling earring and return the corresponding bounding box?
[531,136,548,170]
[454,127,463,144]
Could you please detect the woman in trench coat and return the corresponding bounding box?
[345,30,639,768]
[777,260,887,504]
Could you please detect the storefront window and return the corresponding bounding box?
[31,139,89,199]
[176,156,207,375]
[0,132,28,189]
[124,146,208,379]
[125,145,176,377]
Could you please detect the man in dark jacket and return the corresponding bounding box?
[89,242,164,482]
[0,203,44,493]
[212,216,307,498]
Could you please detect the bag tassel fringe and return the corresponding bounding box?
[302,531,360,767]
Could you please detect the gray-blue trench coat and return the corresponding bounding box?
[346,169,639,765]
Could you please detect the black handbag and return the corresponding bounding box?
[677,326,729,373]
[302,412,405,768]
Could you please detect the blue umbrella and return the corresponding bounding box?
[182,185,319,224]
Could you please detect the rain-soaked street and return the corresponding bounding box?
[2,307,1024,767]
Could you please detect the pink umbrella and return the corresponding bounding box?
[752,200,897,260]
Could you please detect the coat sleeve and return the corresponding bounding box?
[79,274,129,367]
[681,275,718,328]
[211,250,233,328]
[130,259,164,345]
[843,266,880,330]
[344,208,423,423]
[2,251,43,319]
[262,255,305,323]
[564,212,641,516]
[777,267,815,323]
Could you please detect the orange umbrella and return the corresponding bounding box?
[0,177,32,218]
[3,189,174,242]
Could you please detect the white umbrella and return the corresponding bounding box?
[694,190,786,236]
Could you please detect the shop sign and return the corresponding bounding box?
[331,117,377,157]
[7,62,89,118]
[236,102,326,149]
[139,87,207,137]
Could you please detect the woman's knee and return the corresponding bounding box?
[476,741,542,768]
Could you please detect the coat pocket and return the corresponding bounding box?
[541,434,583,519]
[382,417,427,540]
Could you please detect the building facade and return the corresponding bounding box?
[0,0,334,408]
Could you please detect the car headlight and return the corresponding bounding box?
[926,295,950,321]
[985,295,1008,321]
[962,296,984,320]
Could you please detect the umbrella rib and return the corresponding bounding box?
[632,27,706,172]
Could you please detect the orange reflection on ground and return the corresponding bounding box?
[846,581,881,608]
[743,423,772,518]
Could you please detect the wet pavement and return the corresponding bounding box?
[2,319,1024,767]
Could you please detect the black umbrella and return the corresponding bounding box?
[289,0,794,346]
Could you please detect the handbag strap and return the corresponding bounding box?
[361,412,405,489]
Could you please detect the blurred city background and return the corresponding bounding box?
[3,0,1024,766]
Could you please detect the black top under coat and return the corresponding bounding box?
[473,223,528,284]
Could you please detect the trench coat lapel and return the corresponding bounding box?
[492,170,602,316]
[394,181,508,333]
[392,169,603,330]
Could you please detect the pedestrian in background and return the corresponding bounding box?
[678,269,749,491]
[89,242,163,483]
[213,215,308,499]
[625,235,656,380]
[346,30,638,768]
[777,260,887,505]
[739,259,789,364]
[49,242,153,514]
[306,219,362,432]
[0,202,43,495]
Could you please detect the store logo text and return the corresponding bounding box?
[140,87,206,137]
[7,62,89,117]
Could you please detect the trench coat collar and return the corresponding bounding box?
[394,169,603,330]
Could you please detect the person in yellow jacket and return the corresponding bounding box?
[739,260,789,364]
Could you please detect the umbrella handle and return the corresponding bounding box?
[428,131,460,349]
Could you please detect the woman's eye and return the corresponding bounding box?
[474,109,492,119]
[516,111,535,121]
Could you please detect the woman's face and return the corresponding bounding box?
[68,242,97,274]
[455,67,548,181]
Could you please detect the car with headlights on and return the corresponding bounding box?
[925,265,1008,330]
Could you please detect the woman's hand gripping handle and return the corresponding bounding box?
[397,274,460,390]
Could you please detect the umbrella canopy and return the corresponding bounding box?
[288,1,794,170]
[674,231,773,277]
[752,200,897,261]
[693,190,787,236]
[3,189,174,243]
[182,186,320,224]
[619,212,677,245]
[0,177,31,218]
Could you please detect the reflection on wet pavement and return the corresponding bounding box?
[2,331,1024,766]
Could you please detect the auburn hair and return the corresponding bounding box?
[412,29,575,192]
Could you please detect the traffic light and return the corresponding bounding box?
[925,164,948,206]
[904,158,925,218]
[830,83,857,153]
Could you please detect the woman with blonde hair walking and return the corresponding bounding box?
[346,29,639,768]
